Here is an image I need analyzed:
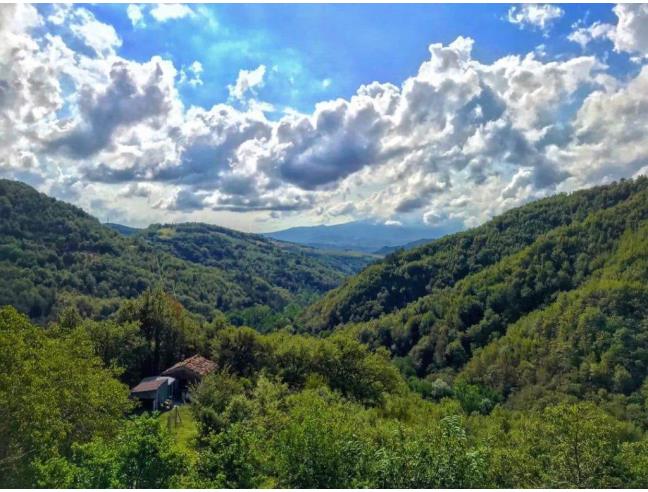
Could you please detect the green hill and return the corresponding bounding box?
[297,177,648,414]
[5,177,648,489]
[0,179,373,321]
[460,222,648,409]
[301,177,648,333]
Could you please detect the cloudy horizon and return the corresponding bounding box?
[1,3,648,233]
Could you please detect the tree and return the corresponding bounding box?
[540,403,627,488]
[35,415,188,488]
[0,306,131,487]
[194,422,262,488]
[210,326,271,378]
[117,288,201,377]
[272,388,372,488]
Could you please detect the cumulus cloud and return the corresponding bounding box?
[507,4,564,33]
[118,182,155,198]
[228,65,266,101]
[127,5,145,28]
[150,4,194,23]
[569,5,648,57]
[50,4,122,58]
[3,3,648,231]
[609,4,648,56]
[48,56,179,159]
[557,64,648,185]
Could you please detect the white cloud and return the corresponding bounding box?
[3,3,648,232]
[558,64,648,186]
[127,5,145,28]
[507,4,564,33]
[179,60,203,87]
[609,4,648,56]
[228,65,266,100]
[150,4,194,23]
[69,7,122,58]
[568,21,614,49]
[568,5,648,57]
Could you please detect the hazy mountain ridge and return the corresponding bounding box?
[264,220,457,253]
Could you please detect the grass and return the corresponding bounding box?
[160,405,198,457]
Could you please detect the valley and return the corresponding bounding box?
[3,177,648,487]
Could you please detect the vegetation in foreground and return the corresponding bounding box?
[3,177,648,487]
[2,281,648,488]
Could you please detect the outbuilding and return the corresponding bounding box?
[130,376,176,411]
[161,354,216,401]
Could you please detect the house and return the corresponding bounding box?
[130,376,176,411]
[161,354,216,401]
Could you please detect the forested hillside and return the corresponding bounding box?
[0,180,371,322]
[134,223,374,292]
[296,177,648,422]
[4,287,648,488]
[302,177,648,332]
[4,177,648,488]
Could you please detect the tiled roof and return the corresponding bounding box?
[131,376,173,394]
[161,354,216,378]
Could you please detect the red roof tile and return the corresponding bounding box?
[161,354,216,378]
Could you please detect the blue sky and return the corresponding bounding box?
[37,3,625,114]
[3,4,648,232]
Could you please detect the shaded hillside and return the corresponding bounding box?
[300,178,648,333]
[459,222,648,409]
[0,180,371,321]
[345,186,648,376]
[296,177,648,422]
[134,222,375,300]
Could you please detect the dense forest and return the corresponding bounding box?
[301,177,648,331]
[3,177,648,488]
[0,179,372,325]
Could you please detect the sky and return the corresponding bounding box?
[1,3,648,233]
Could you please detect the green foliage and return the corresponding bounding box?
[6,177,648,488]
[115,287,205,378]
[371,415,487,488]
[35,415,189,488]
[207,328,404,405]
[302,176,648,332]
[0,179,372,322]
[0,306,131,487]
[453,381,501,415]
[193,422,262,488]
[272,388,373,487]
[475,402,635,487]
[618,438,648,487]
[81,318,147,386]
[308,178,648,423]
[188,376,488,488]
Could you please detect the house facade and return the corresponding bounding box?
[129,376,176,411]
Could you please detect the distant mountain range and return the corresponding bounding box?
[373,238,434,255]
[104,223,141,237]
[264,220,460,253]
